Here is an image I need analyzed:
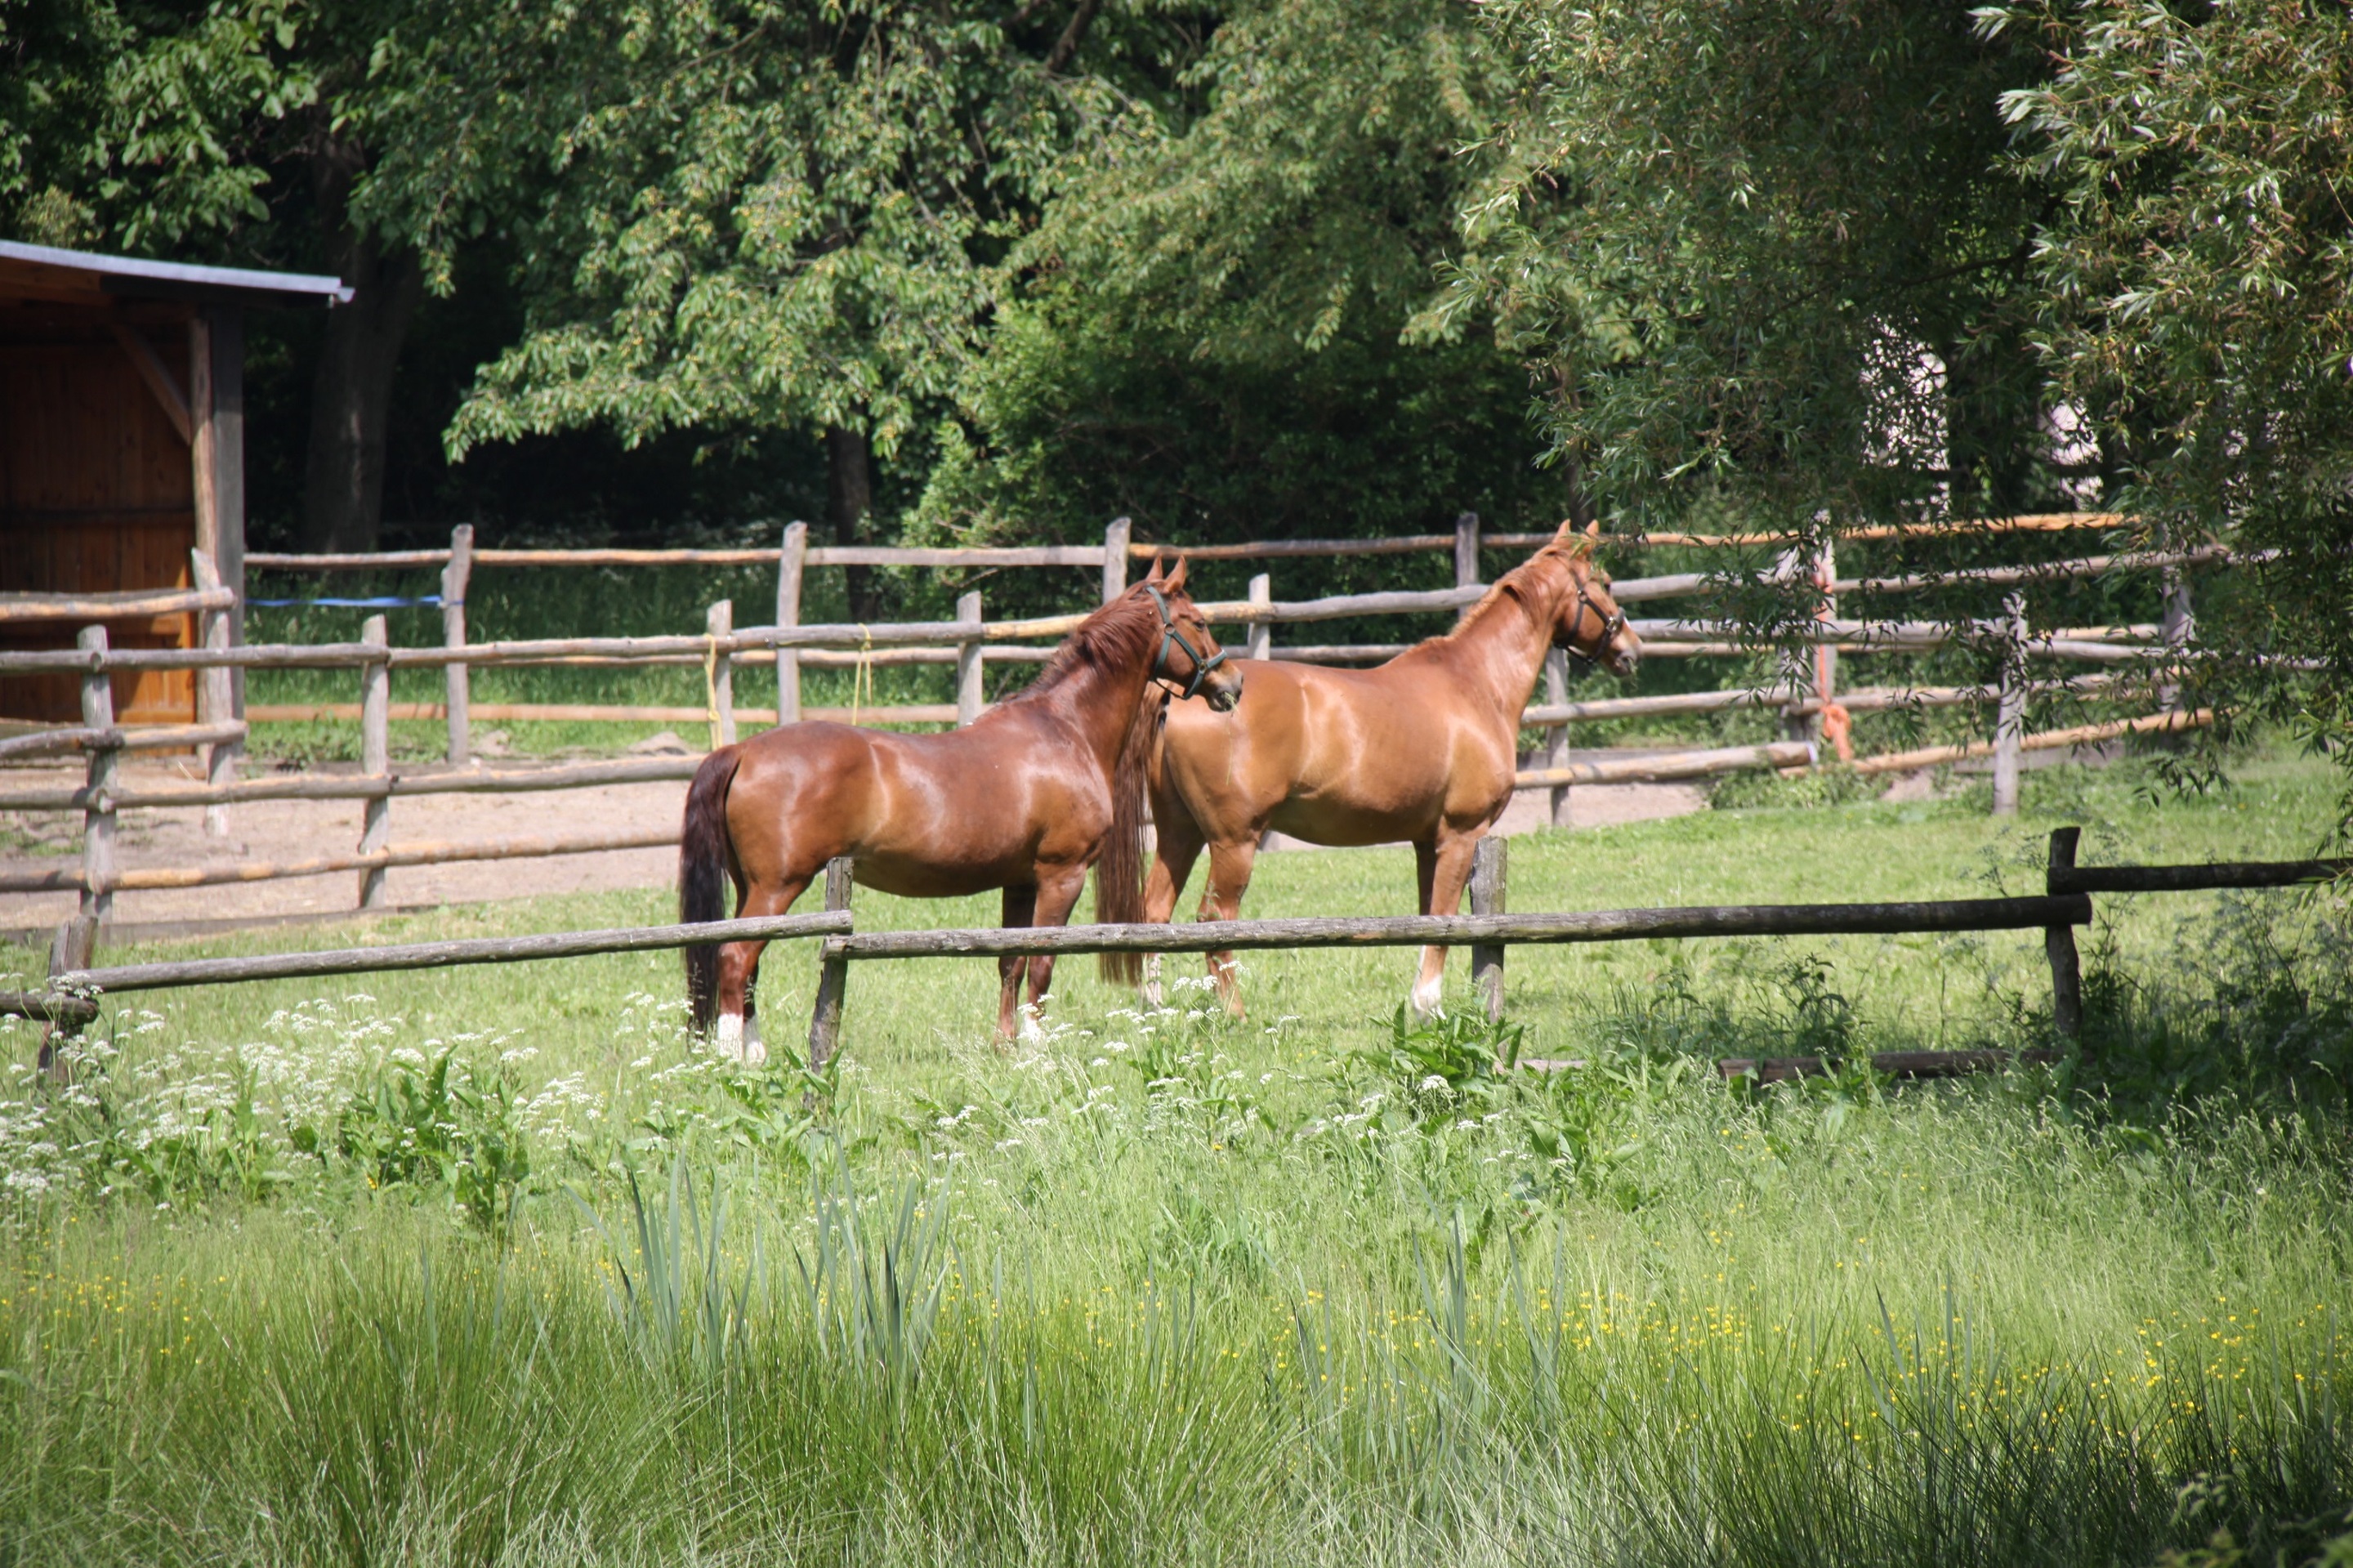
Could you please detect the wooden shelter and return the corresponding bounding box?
[0,241,347,724]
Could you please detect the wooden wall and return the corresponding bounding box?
[0,301,199,724]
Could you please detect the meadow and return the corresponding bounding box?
[1,752,2348,1566]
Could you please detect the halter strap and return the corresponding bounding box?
[1145,585,1229,701]
[1565,577,1627,663]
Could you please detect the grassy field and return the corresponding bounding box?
[2,753,2349,1565]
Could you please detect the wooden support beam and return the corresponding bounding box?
[807,856,855,1068]
[357,615,391,909]
[110,321,190,443]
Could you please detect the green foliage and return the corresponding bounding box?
[325,1048,534,1231]
[926,0,1557,551]
[1439,0,2061,534]
[1989,0,2353,791]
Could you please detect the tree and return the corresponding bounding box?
[1437,0,2062,539]
[1992,0,2353,775]
[444,0,1145,613]
[922,0,1555,560]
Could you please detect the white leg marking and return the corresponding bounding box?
[1020,996,1050,1043]
[1409,950,1444,1019]
[715,1012,745,1061]
[742,1012,766,1068]
[1142,954,1164,1010]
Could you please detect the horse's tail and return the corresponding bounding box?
[681,745,743,1032]
[1096,688,1164,985]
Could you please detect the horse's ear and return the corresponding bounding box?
[1144,556,1167,583]
[1163,556,1190,593]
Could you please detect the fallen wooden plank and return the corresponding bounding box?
[1717,1048,2061,1083]
[0,989,100,1025]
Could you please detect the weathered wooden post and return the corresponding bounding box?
[76,627,116,936]
[189,548,238,835]
[956,591,985,726]
[1992,591,2028,816]
[706,600,736,748]
[2158,561,2194,713]
[358,614,391,909]
[1543,648,1572,829]
[2045,826,2083,1041]
[775,520,806,725]
[1102,516,1131,603]
[440,524,474,764]
[1454,511,1480,621]
[806,855,855,1068]
[1246,574,1272,661]
[1469,834,1507,1024]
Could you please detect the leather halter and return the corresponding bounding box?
[1145,584,1229,700]
[1563,575,1627,663]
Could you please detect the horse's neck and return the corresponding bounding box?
[1043,645,1154,774]
[1441,566,1564,715]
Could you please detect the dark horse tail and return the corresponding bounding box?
[681,745,743,1031]
[1096,689,1164,985]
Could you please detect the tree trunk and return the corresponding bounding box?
[826,423,878,619]
[302,138,423,553]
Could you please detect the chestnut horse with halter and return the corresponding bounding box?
[681,558,1240,1059]
[1100,521,1640,1017]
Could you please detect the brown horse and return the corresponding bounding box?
[1104,521,1640,1018]
[681,558,1241,1059]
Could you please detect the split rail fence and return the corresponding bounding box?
[0,511,2247,945]
[14,829,2342,1092]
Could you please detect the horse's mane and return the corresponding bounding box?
[1002,585,1164,706]
[1420,541,1583,651]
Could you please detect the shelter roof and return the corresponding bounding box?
[0,241,350,310]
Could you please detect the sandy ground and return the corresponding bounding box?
[1,746,1717,942]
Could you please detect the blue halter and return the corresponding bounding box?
[1145,585,1230,701]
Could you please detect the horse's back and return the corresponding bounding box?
[1160,658,1511,841]
[723,712,1105,895]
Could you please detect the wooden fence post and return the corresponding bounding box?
[807,855,855,1068]
[775,520,806,725]
[39,920,93,1074]
[1246,574,1272,661]
[1992,590,2027,816]
[189,548,238,835]
[76,626,116,936]
[1454,511,1480,621]
[1543,647,1572,829]
[358,614,391,909]
[956,591,985,726]
[2045,826,2083,1041]
[2158,562,2194,712]
[1103,516,1131,603]
[441,524,473,764]
[706,601,736,748]
[1469,834,1507,1023]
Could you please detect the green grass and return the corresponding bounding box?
[2,751,2349,1565]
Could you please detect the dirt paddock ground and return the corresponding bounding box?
[0,748,1723,942]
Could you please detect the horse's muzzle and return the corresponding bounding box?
[1203,667,1244,712]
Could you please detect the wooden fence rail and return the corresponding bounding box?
[46,909,851,994]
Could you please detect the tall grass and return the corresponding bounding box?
[1,755,2348,1563]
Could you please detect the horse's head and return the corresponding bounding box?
[1142,556,1244,712]
[1549,520,1642,677]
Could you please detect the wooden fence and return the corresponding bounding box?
[1,516,2245,945]
[22,828,2339,1094]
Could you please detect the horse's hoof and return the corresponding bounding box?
[1409,976,1444,1019]
[742,1015,767,1068]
